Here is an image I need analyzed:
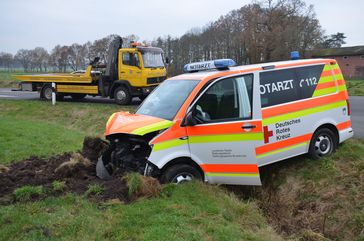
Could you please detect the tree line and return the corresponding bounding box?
[0,0,346,75]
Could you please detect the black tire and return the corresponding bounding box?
[70,93,86,100]
[40,84,53,100]
[139,95,147,102]
[114,86,131,105]
[308,128,338,160]
[161,164,202,184]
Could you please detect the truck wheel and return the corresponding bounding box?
[308,128,337,160]
[41,84,52,100]
[114,86,131,105]
[71,94,86,100]
[161,164,202,184]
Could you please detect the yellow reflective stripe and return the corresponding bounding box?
[189,133,263,144]
[319,74,342,84]
[318,75,334,84]
[323,64,332,71]
[313,87,338,97]
[257,142,309,159]
[206,173,259,177]
[338,85,347,92]
[263,101,346,125]
[106,113,116,128]
[131,120,173,135]
[153,139,187,152]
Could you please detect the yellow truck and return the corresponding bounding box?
[15,36,167,105]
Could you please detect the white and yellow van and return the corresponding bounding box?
[97,57,353,185]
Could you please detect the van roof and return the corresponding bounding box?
[170,58,335,81]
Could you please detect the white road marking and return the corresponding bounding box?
[0,94,17,98]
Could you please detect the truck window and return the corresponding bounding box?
[260,65,324,108]
[195,75,253,122]
[122,52,139,67]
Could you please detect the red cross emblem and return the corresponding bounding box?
[263,126,273,144]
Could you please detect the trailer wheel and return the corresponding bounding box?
[114,86,131,105]
[41,84,53,100]
[161,164,202,184]
[308,128,337,160]
[71,94,86,100]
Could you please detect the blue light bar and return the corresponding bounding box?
[183,59,236,73]
[291,51,300,60]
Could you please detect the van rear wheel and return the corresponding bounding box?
[161,164,202,184]
[308,128,337,160]
[114,86,131,105]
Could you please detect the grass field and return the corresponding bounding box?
[1,100,364,241]
[346,79,364,96]
[0,100,132,164]
[0,71,27,88]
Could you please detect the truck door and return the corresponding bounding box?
[186,74,263,185]
[119,50,142,86]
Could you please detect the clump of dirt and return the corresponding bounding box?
[134,176,162,199]
[82,136,108,163]
[55,153,93,178]
[0,152,130,204]
[0,164,10,173]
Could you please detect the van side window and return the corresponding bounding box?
[194,75,253,122]
[260,65,324,108]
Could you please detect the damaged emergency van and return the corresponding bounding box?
[96,57,353,185]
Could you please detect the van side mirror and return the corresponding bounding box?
[165,57,170,64]
[182,111,196,127]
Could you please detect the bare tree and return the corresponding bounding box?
[68,43,88,71]
[0,52,14,71]
[15,49,32,72]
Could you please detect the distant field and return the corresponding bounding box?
[346,79,364,96]
[0,71,25,88]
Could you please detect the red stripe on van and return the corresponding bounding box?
[320,69,341,77]
[200,164,259,173]
[336,120,351,131]
[255,133,312,155]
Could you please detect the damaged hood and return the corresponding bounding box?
[105,112,173,136]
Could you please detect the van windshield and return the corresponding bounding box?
[136,79,199,120]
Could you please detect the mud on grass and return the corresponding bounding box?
[0,152,130,204]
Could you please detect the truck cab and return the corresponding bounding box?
[111,46,166,104]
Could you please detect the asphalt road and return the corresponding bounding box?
[0,88,363,138]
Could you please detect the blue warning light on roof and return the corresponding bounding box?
[183,59,237,73]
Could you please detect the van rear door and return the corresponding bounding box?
[186,74,263,185]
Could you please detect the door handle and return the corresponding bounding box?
[120,71,126,74]
[241,125,256,129]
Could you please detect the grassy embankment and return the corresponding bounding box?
[0,100,131,164]
[1,99,363,240]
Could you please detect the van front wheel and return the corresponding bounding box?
[161,164,202,184]
[308,128,337,160]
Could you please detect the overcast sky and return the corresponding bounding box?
[0,0,363,54]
